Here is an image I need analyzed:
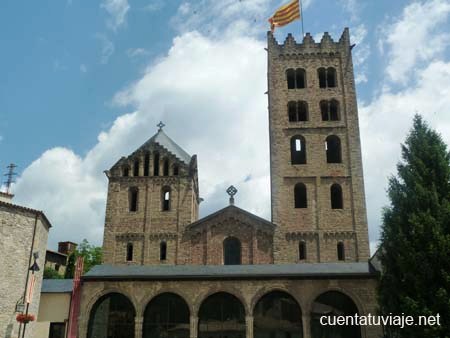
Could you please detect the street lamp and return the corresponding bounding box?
[20,252,40,338]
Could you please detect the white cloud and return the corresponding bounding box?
[14,31,269,249]
[143,0,164,12]
[381,0,450,85]
[101,0,130,31]
[95,34,115,64]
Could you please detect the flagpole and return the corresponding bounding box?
[299,0,304,37]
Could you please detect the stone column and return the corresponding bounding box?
[302,314,311,338]
[190,315,198,338]
[246,315,254,338]
[135,316,143,338]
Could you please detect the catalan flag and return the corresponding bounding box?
[268,0,301,32]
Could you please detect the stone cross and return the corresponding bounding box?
[157,121,165,131]
[226,185,238,205]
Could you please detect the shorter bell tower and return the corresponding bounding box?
[102,122,200,265]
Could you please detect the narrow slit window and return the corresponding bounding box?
[163,159,169,176]
[123,166,129,177]
[133,159,139,176]
[173,165,179,176]
[129,187,138,212]
[160,242,167,261]
[337,242,345,261]
[153,152,160,176]
[162,187,171,211]
[144,153,150,176]
[299,241,307,260]
[126,243,133,261]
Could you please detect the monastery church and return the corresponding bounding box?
[75,28,382,338]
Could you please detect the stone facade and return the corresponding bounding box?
[268,29,370,263]
[79,28,381,338]
[0,198,51,338]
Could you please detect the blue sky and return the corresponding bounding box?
[2,0,450,252]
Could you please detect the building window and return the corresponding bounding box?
[337,242,345,261]
[320,99,340,121]
[143,293,190,338]
[144,152,150,177]
[288,101,308,122]
[162,187,171,211]
[223,237,241,265]
[133,159,139,176]
[331,184,343,209]
[126,243,133,261]
[123,166,129,177]
[291,135,306,164]
[294,183,307,208]
[163,159,169,176]
[153,152,160,176]
[87,293,135,338]
[299,241,307,260]
[325,135,342,163]
[286,68,306,89]
[173,165,179,176]
[49,323,66,338]
[129,187,138,212]
[160,242,167,261]
[318,67,337,88]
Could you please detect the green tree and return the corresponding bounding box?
[64,239,102,278]
[378,115,450,338]
[43,266,63,279]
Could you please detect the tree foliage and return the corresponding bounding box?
[64,239,102,278]
[43,266,63,279]
[378,115,450,338]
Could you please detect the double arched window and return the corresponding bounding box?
[286,68,306,89]
[325,135,342,163]
[320,99,340,121]
[223,237,241,265]
[288,101,308,122]
[291,135,306,164]
[294,183,307,208]
[318,67,337,88]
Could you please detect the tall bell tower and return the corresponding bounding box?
[267,28,370,263]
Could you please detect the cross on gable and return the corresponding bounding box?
[157,121,165,131]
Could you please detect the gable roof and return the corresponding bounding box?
[143,129,191,164]
[186,205,275,231]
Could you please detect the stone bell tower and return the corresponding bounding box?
[267,28,370,264]
[102,122,200,265]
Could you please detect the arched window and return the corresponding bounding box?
[162,186,170,211]
[294,183,307,208]
[173,164,179,176]
[254,291,303,338]
[325,135,342,163]
[327,67,337,87]
[299,241,307,260]
[198,293,245,338]
[291,135,306,164]
[318,67,327,88]
[163,159,169,176]
[223,237,241,265]
[87,293,135,338]
[129,187,138,212]
[318,67,337,88]
[144,152,150,177]
[331,184,343,209]
[295,68,306,88]
[126,243,133,262]
[337,242,345,261]
[122,166,129,177]
[143,293,190,338]
[286,68,296,89]
[311,291,361,338]
[153,152,160,176]
[160,242,167,261]
[288,101,308,122]
[133,159,139,176]
[321,100,340,121]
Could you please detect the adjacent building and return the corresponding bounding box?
[0,192,51,338]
